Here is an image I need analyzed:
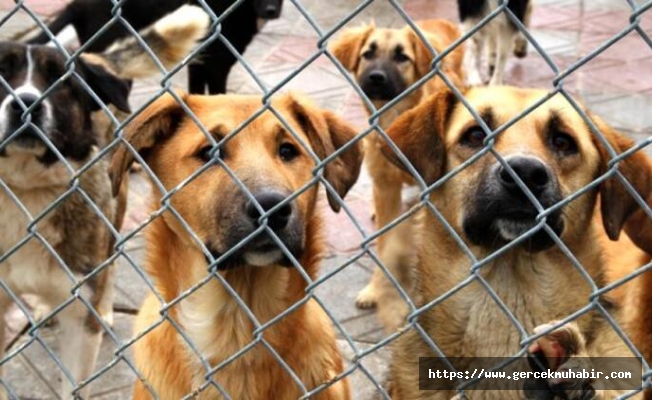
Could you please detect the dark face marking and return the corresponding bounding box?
[359,61,408,101]
[253,0,284,19]
[462,156,564,253]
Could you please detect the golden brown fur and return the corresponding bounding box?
[602,181,652,399]
[329,19,464,321]
[379,86,652,399]
[110,93,362,399]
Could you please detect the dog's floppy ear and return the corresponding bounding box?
[408,22,464,83]
[591,114,652,247]
[328,22,374,72]
[380,89,456,185]
[77,57,131,113]
[286,94,363,212]
[109,92,186,196]
[410,29,437,78]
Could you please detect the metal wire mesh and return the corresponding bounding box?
[0,0,650,398]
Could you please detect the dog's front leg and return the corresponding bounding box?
[488,25,512,86]
[58,301,103,399]
[461,23,486,86]
[356,176,403,310]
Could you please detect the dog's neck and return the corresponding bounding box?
[415,210,607,355]
[145,212,324,320]
[370,92,425,130]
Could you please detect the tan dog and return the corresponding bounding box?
[109,92,362,399]
[602,191,652,400]
[329,19,464,315]
[379,86,651,399]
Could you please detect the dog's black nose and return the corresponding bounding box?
[498,157,551,196]
[264,4,279,18]
[368,70,387,84]
[246,192,292,230]
[8,93,43,118]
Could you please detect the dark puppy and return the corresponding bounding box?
[458,0,533,85]
[29,0,283,94]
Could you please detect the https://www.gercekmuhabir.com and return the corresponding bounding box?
[418,357,643,391]
[427,368,632,381]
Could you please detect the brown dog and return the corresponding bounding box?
[380,86,651,399]
[603,188,652,399]
[329,20,464,315]
[109,92,362,399]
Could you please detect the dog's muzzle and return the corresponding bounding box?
[254,0,283,19]
[206,190,304,270]
[463,156,564,252]
[360,63,407,101]
[2,92,49,148]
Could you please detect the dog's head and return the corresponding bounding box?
[253,0,283,19]
[329,20,461,103]
[382,86,652,253]
[0,42,130,165]
[109,92,362,269]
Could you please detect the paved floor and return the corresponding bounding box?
[0,0,650,398]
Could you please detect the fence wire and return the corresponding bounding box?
[0,0,650,399]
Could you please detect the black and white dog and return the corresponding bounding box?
[29,0,284,94]
[0,6,208,398]
[458,0,533,85]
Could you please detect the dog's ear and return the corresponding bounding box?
[109,92,186,196]
[409,22,463,83]
[286,94,363,212]
[328,22,374,72]
[380,89,456,185]
[410,29,437,78]
[77,57,131,113]
[591,114,652,248]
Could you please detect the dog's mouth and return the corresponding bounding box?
[360,83,403,102]
[8,128,46,148]
[494,211,540,240]
[242,240,286,267]
[205,238,298,270]
[464,208,564,253]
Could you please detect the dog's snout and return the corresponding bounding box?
[246,192,292,230]
[368,70,387,84]
[264,5,279,18]
[9,93,43,117]
[498,157,551,196]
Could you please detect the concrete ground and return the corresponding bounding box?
[0,0,650,398]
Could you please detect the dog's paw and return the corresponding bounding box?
[514,37,528,59]
[524,322,598,400]
[355,284,378,309]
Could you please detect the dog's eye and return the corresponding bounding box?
[197,145,222,163]
[550,132,578,155]
[460,127,487,148]
[394,52,410,63]
[279,142,299,162]
[361,49,375,60]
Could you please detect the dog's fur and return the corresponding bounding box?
[329,20,464,321]
[29,0,283,94]
[458,0,533,85]
[109,92,362,399]
[0,8,207,399]
[603,193,652,400]
[379,86,651,399]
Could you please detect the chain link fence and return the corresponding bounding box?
[0,0,650,398]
